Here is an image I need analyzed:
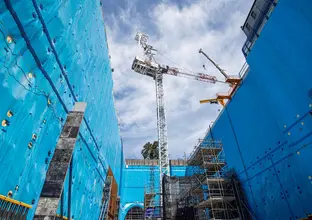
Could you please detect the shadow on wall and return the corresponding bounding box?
[225,169,255,220]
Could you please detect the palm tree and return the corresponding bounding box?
[141,141,159,159]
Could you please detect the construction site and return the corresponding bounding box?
[137,138,251,220]
[1,0,312,219]
[162,139,252,220]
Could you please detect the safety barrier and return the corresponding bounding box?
[0,194,32,219]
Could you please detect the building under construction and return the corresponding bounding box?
[122,159,187,220]
[1,0,312,219]
[162,139,251,220]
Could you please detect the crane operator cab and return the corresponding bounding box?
[131,57,159,78]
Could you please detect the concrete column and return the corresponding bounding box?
[34,103,87,220]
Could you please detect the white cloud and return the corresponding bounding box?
[106,0,252,159]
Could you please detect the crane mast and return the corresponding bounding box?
[155,71,170,178]
[133,33,170,179]
[133,33,170,212]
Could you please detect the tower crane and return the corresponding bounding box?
[131,32,219,201]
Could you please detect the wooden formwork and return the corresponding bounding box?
[107,167,119,220]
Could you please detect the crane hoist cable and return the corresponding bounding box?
[198,48,242,106]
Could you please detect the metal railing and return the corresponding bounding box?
[0,194,32,219]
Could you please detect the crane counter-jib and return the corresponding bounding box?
[132,56,159,78]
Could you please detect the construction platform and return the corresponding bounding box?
[196,196,236,208]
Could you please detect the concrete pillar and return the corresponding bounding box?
[34,103,87,220]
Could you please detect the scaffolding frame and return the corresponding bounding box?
[163,139,243,220]
[144,187,161,220]
[144,161,161,220]
[163,175,195,220]
[188,139,239,220]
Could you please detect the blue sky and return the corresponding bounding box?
[102,0,253,159]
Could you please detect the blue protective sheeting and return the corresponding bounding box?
[119,165,186,219]
[0,0,123,219]
[2,0,312,219]
[205,0,312,219]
